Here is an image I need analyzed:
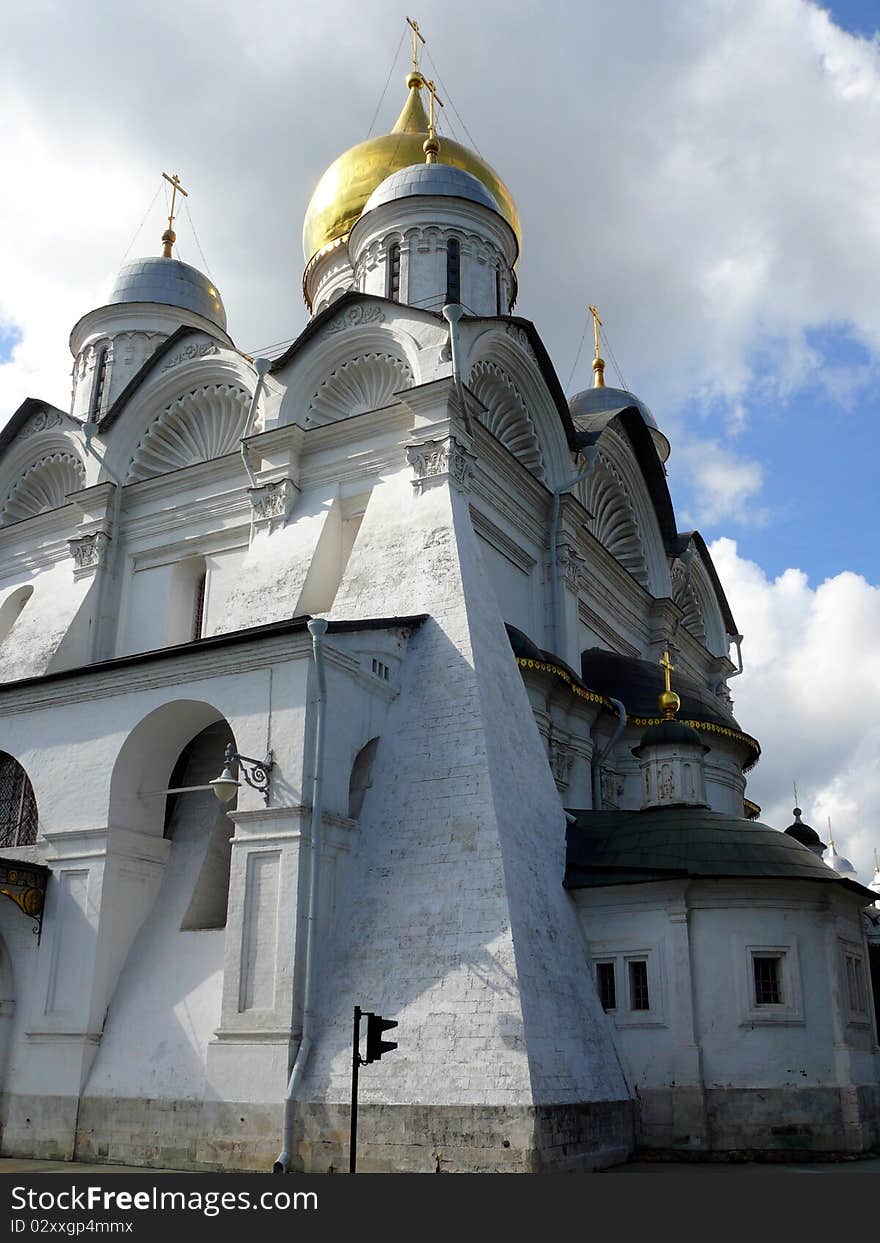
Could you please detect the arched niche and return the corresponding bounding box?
[468,360,545,480]
[109,700,232,837]
[673,554,727,657]
[348,737,380,819]
[0,585,34,647]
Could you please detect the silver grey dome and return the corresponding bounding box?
[109,257,226,331]
[362,163,501,217]
[569,385,670,463]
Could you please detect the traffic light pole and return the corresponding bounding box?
[350,1006,361,1174]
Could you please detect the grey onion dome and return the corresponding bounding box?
[784,807,824,852]
[569,385,671,463]
[108,257,226,331]
[361,163,502,218]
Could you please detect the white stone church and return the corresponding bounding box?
[0,64,878,1172]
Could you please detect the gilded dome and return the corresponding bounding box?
[302,74,521,270]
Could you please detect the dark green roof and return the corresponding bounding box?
[564,807,875,900]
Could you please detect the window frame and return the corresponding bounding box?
[839,940,872,1027]
[591,945,665,1028]
[738,941,804,1026]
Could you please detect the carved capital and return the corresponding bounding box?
[248,477,298,531]
[549,740,574,790]
[69,530,110,574]
[407,436,475,495]
[556,543,586,591]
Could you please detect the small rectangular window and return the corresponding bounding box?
[753,954,783,1006]
[446,238,461,305]
[387,243,401,301]
[846,954,868,1014]
[628,959,650,1011]
[596,961,616,1012]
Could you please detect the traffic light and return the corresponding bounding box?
[364,1011,398,1063]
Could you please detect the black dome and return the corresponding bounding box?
[784,809,824,850]
[633,720,708,755]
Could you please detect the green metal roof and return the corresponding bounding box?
[565,807,876,900]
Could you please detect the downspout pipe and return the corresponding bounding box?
[274,616,328,1173]
[591,697,627,810]
[240,357,271,488]
[442,303,473,437]
[549,447,598,660]
[80,421,123,662]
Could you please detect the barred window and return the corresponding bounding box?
[628,959,650,1011]
[753,954,783,1006]
[0,752,38,848]
[596,961,616,1012]
[845,953,868,1014]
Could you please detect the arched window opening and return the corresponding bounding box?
[446,238,461,305]
[162,720,236,931]
[386,242,401,302]
[89,344,110,422]
[495,268,502,317]
[348,737,380,820]
[0,752,38,848]
[0,585,33,646]
[192,570,207,640]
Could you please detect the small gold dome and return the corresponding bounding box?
[658,690,681,720]
[302,74,521,271]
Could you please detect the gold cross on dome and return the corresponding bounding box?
[406,16,426,74]
[589,304,603,357]
[659,648,675,695]
[425,78,444,134]
[161,171,188,258]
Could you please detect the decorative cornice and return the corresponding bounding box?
[407,435,475,494]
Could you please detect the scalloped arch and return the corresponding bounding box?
[581,455,648,585]
[672,563,707,642]
[307,353,413,424]
[1,453,86,525]
[127,384,252,482]
[467,360,545,480]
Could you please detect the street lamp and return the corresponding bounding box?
[210,742,274,806]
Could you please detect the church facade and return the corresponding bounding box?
[0,64,878,1173]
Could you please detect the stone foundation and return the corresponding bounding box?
[1,1094,635,1173]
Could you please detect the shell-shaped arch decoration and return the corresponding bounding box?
[127,384,252,483]
[467,360,545,480]
[307,353,413,424]
[671,561,707,642]
[581,455,648,586]
[1,453,86,525]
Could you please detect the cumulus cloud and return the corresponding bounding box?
[672,439,767,527]
[711,537,880,881]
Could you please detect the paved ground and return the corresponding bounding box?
[1,1154,879,1175]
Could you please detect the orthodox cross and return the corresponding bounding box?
[423,79,444,162]
[161,171,188,258]
[406,16,426,74]
[588,304,606,388]
[659,648,675,694]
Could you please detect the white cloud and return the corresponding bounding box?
[672,440,767,527]
[711,537,880,881]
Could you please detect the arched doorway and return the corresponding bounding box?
[0,751,38,848]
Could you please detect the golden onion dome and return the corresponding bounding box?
[302,72,522,271]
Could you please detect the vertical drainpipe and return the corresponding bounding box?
[274,617,328,1173]
[591,698,627,810]
[442,303,473,436]
[80,421,123,662]
[240,357,271,489]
